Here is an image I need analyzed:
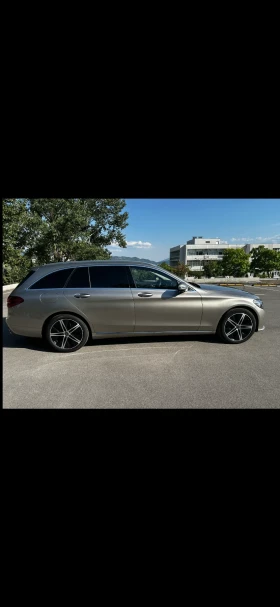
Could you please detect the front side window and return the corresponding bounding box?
[65,267,90,289]
[130,267,178,290]
[89,266,130,288]
[29,268,73,289]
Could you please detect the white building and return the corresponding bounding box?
[170,236,280,276]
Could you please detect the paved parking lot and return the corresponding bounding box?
[3,286,280,408]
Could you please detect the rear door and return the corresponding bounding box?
[129,266,202,332]
[63,265,135,334]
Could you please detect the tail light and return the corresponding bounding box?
[7,295,24,308]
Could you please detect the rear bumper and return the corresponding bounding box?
[6,316,42,338]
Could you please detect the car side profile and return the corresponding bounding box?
[6,261,265,352]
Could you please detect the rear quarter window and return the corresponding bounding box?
[29,268,74,289]
[16,270,36,287]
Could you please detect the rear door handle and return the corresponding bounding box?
[74,293,91,298]
[138,292,153,297]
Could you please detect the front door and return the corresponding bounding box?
[63,265,135,334]
[129,266,202,332]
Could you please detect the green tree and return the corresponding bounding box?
[203,260,223,278]
[175,263,190,278]
[221,248,250,277]
[160,262,174,273]
[2,198,35,284]
[250,246,280,276]
[2,198,129,284]
[26,198,128,264]
[160,262,190,279]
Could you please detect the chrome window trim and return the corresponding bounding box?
[26,263,198,293]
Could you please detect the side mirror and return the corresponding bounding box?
[178,283,187,292]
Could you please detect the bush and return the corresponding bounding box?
[193,271,204,278]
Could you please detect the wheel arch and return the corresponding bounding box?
[217,304,259,333]
[42,311,92,340]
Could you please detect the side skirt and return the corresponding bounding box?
[91,330,215,340]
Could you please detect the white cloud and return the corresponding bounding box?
[126,240,152,249]
[255,234,280,242]
[109,240,152,250]
[230,234,280,244]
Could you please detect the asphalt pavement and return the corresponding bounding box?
[3,286,280,408]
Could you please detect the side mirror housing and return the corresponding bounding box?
[178,283,187,292]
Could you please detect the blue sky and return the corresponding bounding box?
[108,199,280,261]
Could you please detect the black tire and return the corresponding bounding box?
[45,314,89,353]
[217,307,256,344]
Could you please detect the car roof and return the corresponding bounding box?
[37,260,160,269]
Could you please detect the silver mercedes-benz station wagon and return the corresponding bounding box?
[6,261,265,352]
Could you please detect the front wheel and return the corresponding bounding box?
[45,314,89,352]
[217,308,256,344]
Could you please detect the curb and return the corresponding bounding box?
[3,283,18,292]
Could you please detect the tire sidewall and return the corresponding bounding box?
[45,314,89,352]
[219,307,256,344]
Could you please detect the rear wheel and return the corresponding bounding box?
[45,314,89,352]
[217,308,256,344]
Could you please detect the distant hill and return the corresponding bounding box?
[158,258,170,264]
[110,255,159,264]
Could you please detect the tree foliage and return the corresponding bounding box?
[160,262,190,279]
[2,198,35,283]
[26,198,128,264]
[203,260,223,278]
[220,248,251,277]
[2,198,128,283]
[250,246,280,276]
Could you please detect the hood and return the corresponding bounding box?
[196,283,257,299]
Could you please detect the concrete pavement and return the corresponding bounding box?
[3,287,280,408]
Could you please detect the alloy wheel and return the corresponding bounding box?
[49,318,84,350]
[224,312,254,342]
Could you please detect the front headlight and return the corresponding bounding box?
[253,299,263,309]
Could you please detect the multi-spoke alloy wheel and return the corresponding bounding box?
[45,314,89,352]
[218,307,256,344]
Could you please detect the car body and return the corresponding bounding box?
[6,260,265,352]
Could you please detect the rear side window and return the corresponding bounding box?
[17,270,36,288]
[65,267,90,289]
[89,266,130,288]
[29,268,73,289]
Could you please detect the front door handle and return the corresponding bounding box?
[74,293,91,298]
[138,292,153,297]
